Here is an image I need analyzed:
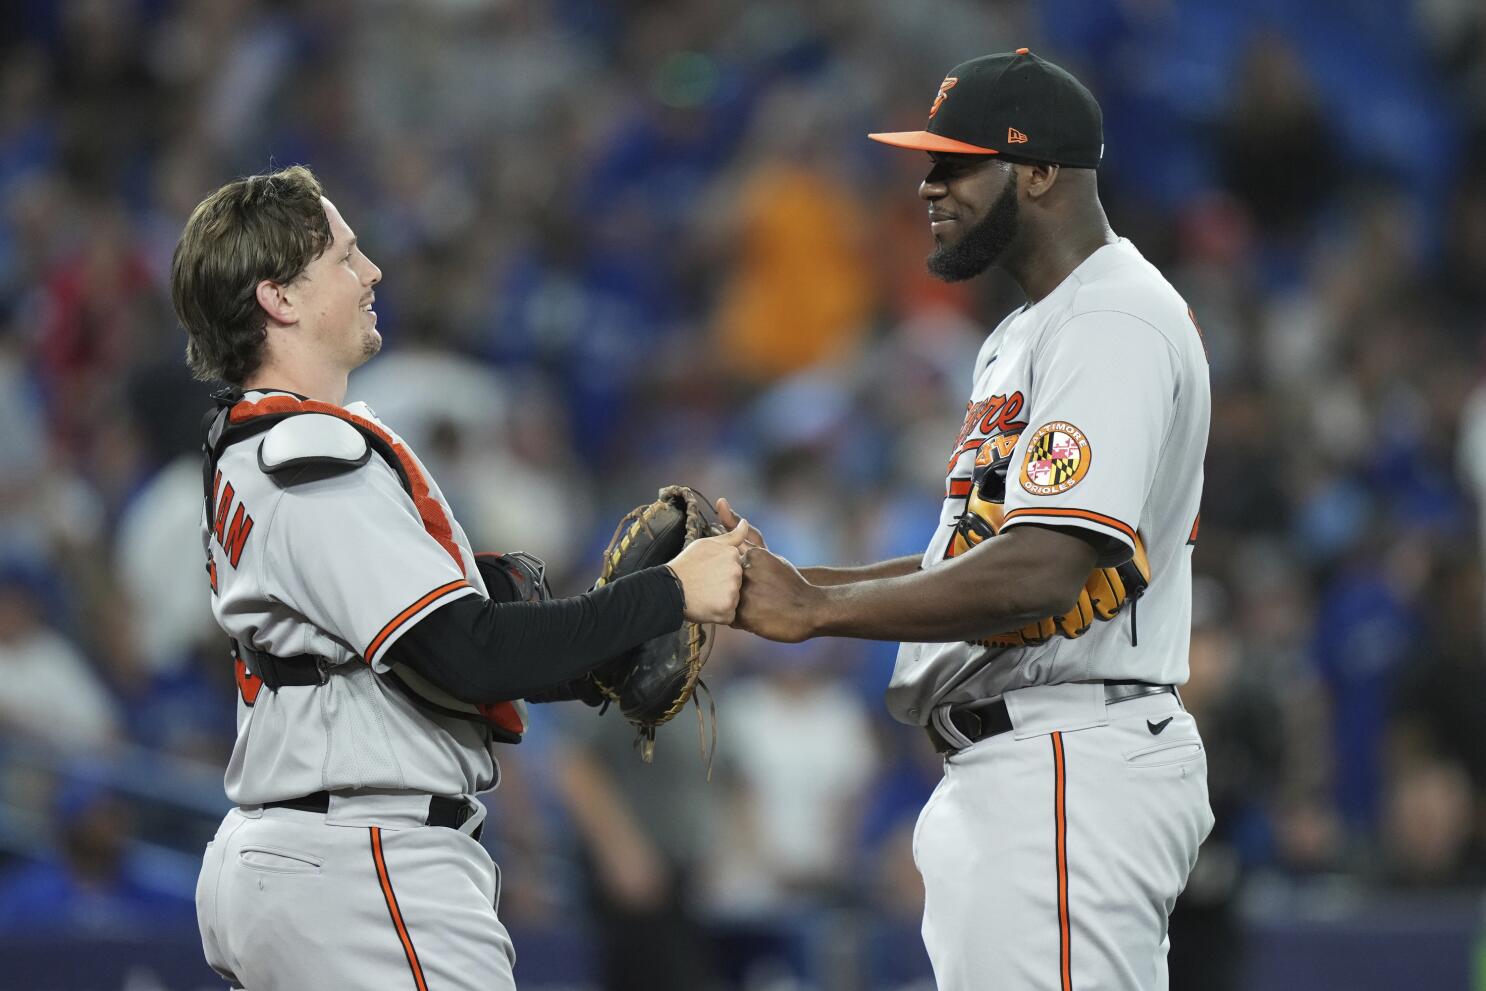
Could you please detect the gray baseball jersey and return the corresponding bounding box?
[205,390,502,805]
[887,238,1209,724]
[891,239,1214,991]
[196,389,520,991]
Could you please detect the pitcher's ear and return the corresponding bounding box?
[1022,162,1061,200]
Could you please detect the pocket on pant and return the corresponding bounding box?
[1123,739,1204,769]
[238,845,324,875]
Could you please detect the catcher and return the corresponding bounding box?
[180,165,749,991]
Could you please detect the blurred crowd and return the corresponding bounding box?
[2,0,1486,986]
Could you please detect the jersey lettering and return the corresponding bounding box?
[988,432,1020,460]
[979,392,1024,436]
[211,477,230,541]
[234,652,263,706]
[222,504,254,567]
[948,392,1027,476]
[211,474,256,568]
[954,392,1026,450]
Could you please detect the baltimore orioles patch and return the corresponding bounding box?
[1020,421,1091,495]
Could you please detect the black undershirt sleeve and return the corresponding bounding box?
[383,566,684,704]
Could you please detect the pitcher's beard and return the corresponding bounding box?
[927,175,1020,283]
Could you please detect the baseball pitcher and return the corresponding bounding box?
[727,51,1214,991]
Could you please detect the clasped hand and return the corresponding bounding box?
[716,497,821,643]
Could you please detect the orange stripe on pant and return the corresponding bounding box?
[370,827,429,991]
[1052,731,1072,991]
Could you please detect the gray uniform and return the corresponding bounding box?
[195,389,518,991]
[891,241,1215,990]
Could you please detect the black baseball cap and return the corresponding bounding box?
[869,49,1103,168]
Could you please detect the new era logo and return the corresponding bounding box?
[1007,127,1029,144]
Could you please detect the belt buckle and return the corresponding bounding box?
[428,795,471,829]
[451,801,473,829]
[928,706,988,755]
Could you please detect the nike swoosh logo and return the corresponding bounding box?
[1147,717,1173,735]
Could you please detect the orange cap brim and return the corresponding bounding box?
[867,130,1001,155]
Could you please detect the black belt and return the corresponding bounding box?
[926,681,1178,755]
[236,641,324,690]
[264,792,483,842]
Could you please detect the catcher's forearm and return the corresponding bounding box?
[800,555,922,587]
[811,527,1097,642]
[384,568,683,703]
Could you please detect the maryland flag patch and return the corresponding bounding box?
[1020,421,1091,496]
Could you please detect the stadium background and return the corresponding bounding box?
[2,0,1486,988]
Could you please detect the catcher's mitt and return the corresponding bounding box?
[591,485,724,762]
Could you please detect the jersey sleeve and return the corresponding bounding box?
[260,459,480,670]
[999,310,1178,566]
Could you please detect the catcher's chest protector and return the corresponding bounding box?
[201,390,526,744]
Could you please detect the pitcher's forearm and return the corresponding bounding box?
[801,555,922,587]
[805,528,1099,642]
[812,567,1053,642]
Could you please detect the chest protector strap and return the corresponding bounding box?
[201,388,526,744]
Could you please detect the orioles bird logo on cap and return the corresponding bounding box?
[929,77,958,119]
